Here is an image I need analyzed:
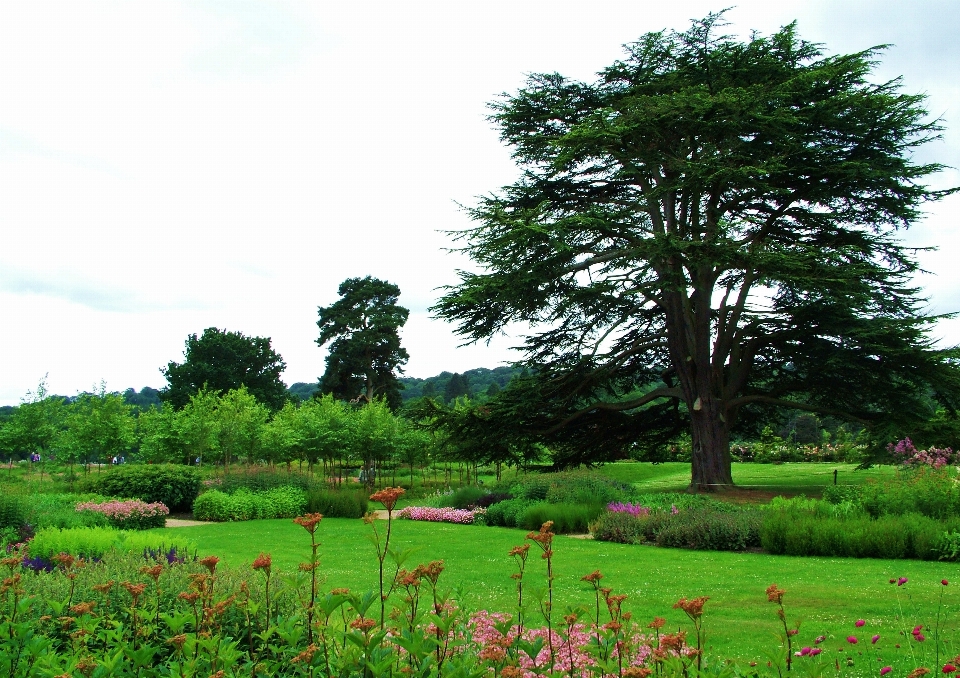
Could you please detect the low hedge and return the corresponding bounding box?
[81,464,202,512]
[305,488,368,518]
[193,487,307,522]
[27,526,195,562]
[591,507,762,551]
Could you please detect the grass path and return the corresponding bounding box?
[159,515,959,663]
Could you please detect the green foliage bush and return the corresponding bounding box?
[0,495,25,530]
[438,486,486,509]
[193,487,307,522]
[589,510,647,544]
[27,494,111,530]
[305,489,368,518]
[29,526,196,560]
[517,502,604,534]
[822,468,960,520]
[84,464,202,512]
[760,504,960,560]
[652,509,763,551]
[500,470,633,505]
[483,497,536,527]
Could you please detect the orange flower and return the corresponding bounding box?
[92,581,115,594]
[121,582,147,601]
[907,669,931,678]
[330,587,350,596]
[648,616,666,629]
[623,669,653,678]
[581,570,603,583]
[167,634,187,650]
[508,544,530,558]
[674,596,709,619]
[252,553,272,573]
[199,556,219,575]
[370,487,406,511]
[139,564,164,582]
[69,602,97,616]
[291,644,318,665]
[350,616,378,632]
[293,513,324,534]
[766,584,786,604]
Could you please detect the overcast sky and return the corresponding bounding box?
[1,1,958,406]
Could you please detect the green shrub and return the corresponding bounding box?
[29,526,196,561]
[305,489,368,518]
[760,507,960,560]
[193,487,308,522]
[25,494,111,530]
[590,511,646,544]
[0,495,25,530]
[653,508,764,551]
[484,498,535,527]
[218,469,315,494]
[439,486,486,509]
[86,464,202,512]
[517,502,604,534]
[501,470,633,505]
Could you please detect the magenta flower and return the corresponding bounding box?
[815,635,826,645]
[872,635,880,644]
[881,667,892,676]
[855,619,865,628]
[916,633,926,642]
[809,648,822,657]
[847,636,858,644]
[897,577,908,586]
[944,665,957,674]
[799,647,812,656]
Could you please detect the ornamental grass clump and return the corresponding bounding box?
[76,499,169,530]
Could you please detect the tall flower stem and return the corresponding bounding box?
[370,486,405,629]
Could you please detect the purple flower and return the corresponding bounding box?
[872,635,880,644]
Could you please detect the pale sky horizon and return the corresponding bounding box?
[2,1,959,405]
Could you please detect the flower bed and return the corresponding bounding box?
[76,499,168,530]
[398,506,485,524]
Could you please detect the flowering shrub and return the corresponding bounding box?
[889,438,957,469]
[76,499,168,530]
[607,502,651,517]
[398,506,485,524]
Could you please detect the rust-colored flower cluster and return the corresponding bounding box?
[370,487,406,511]
[766,583,786,604]
[673,596,709,620]
[252,552,272,574]
[526,521,554,559]
[293,513,324,534]
[199,555,219,575]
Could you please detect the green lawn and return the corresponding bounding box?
[598,461,895,495]
[160,515,959,665]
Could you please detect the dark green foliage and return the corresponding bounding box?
[317,277,409,411]
[161,328,289,410]
[85,464,202,512]
[474,492,513,509]
[760,510,960,560]
[443,373,471,403]
[431,13,960,486]
[21,494,110,531]
[651,509,764,551]
[589,511,647,544]
[304,488,369,518]
[122,386,163,410]
[517,501,604,533]
[438,486,486,509]
[399,367,519,403]
[288,382,319,401]
[0,495,25,530]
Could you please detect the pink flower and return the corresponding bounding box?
[855,619,865,628]
[847,636,858,644]
[815,635,826,645]
[916,633,926,642]
[898,577,909,586]
[881,668,892,676]
[944,665,957,674]
[872,635,880,644]
[809,648,822,657]
[799,647,812,656]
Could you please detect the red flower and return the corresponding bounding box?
[943,580,950,586]
[943,665,957,674]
